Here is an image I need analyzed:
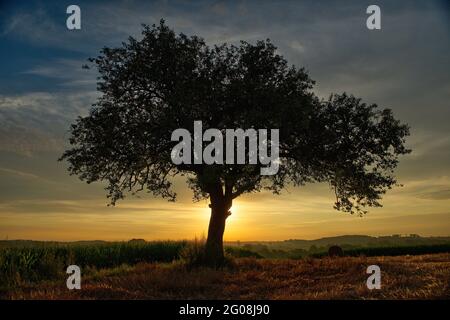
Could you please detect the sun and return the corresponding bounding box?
[200,200,241,225]
[228,202,241,223]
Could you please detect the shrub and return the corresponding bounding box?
[225,247,262,259]
[179,237,207,268]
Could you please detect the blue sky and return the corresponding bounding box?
[0,0,449,240]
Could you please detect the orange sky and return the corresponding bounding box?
[1,171,449,241]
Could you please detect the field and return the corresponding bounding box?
[2,254,449,299]
[1,237,450,299]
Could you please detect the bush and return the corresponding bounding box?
[225,247,262,259]
[179,238,207,268]
[310,244,450,258]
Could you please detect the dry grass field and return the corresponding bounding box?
[5,253,450,300]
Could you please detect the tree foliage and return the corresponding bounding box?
[60,20,410,215]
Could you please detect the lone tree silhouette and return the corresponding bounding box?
[60,21,410,266]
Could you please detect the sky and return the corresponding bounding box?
[0,0,449,241]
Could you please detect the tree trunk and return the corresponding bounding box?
[204,179,232,267]
[204,203,228,267]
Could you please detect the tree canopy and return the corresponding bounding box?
[60,20,410,265]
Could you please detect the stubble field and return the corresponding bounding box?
[5,253,450,300]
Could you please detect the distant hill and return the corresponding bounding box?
[224,235,450,258]
[1,235,450,251]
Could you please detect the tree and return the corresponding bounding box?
[60,21,410,266]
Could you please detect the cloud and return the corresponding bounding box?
[289,41,306,53]
[0,91,98,155]
[417,189,450,200]
[390,176,450,201]
[407,132,450,159]
[21,58,98,88]
[0,167,40,179]
[1,8,56,38]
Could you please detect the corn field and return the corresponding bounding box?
[0,241,187,288]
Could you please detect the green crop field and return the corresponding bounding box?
[0,241,187,288]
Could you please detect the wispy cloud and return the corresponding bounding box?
[0,167,40,179]
[0,91,98,155]
[21,58,98,88]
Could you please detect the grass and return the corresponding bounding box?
[1,240,449,299]
[0,239,255,289]
[3,253,449,299]
[0,241,187,288]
